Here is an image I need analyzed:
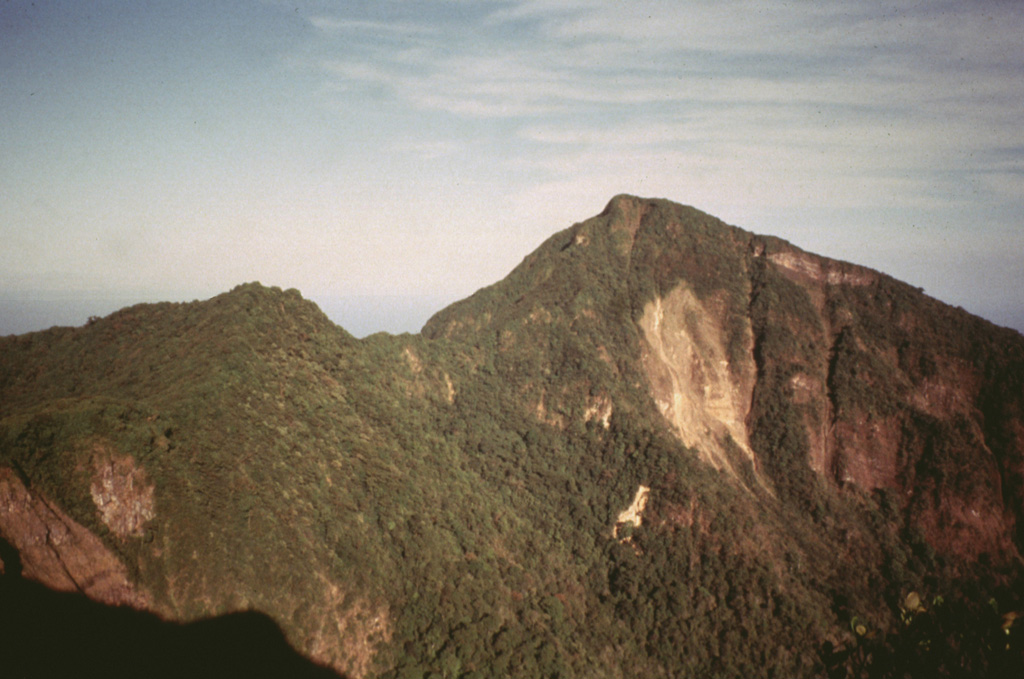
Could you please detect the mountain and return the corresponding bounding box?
[2,195,1023,678]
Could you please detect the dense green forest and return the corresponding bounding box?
[2,196,1022,677]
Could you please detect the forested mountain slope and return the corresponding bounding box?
[2,195,1023,677]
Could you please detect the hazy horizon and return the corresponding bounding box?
[0,288,458,339]
[3,1,1023,338]
[4,257,1024,339]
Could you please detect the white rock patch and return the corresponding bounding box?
[90,452,155,539]
[614,485,650,538]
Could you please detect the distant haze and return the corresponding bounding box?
[0,292,455,339]
[2,1,1023,336]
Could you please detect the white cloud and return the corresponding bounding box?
[386,138,464,160]
[309,16,436,35]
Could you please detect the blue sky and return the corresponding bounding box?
[2,0,1023,336]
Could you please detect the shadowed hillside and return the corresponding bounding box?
[1,538,344,679]
[2,196,1023,677]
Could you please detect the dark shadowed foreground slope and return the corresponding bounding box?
[0,536,344,679]
[2,195,1023,677]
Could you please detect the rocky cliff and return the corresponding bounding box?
[426,195,1024,565]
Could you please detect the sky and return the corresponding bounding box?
[2,0,1023,337]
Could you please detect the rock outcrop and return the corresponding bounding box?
[0,467,150,608]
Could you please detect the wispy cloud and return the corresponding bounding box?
[309,16,437,35]
[304,1,1022,126]
[386,138,464,160]
[291,0,1024,259]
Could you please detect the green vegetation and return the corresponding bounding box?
[2,198,1023,678]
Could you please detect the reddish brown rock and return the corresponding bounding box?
[0,467,150,609]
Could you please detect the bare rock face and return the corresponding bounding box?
[423,193,1024,570]
[638,286,758,479]
[602,194,1024,566]
[89,445,156,539]
[0,467,150,608]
